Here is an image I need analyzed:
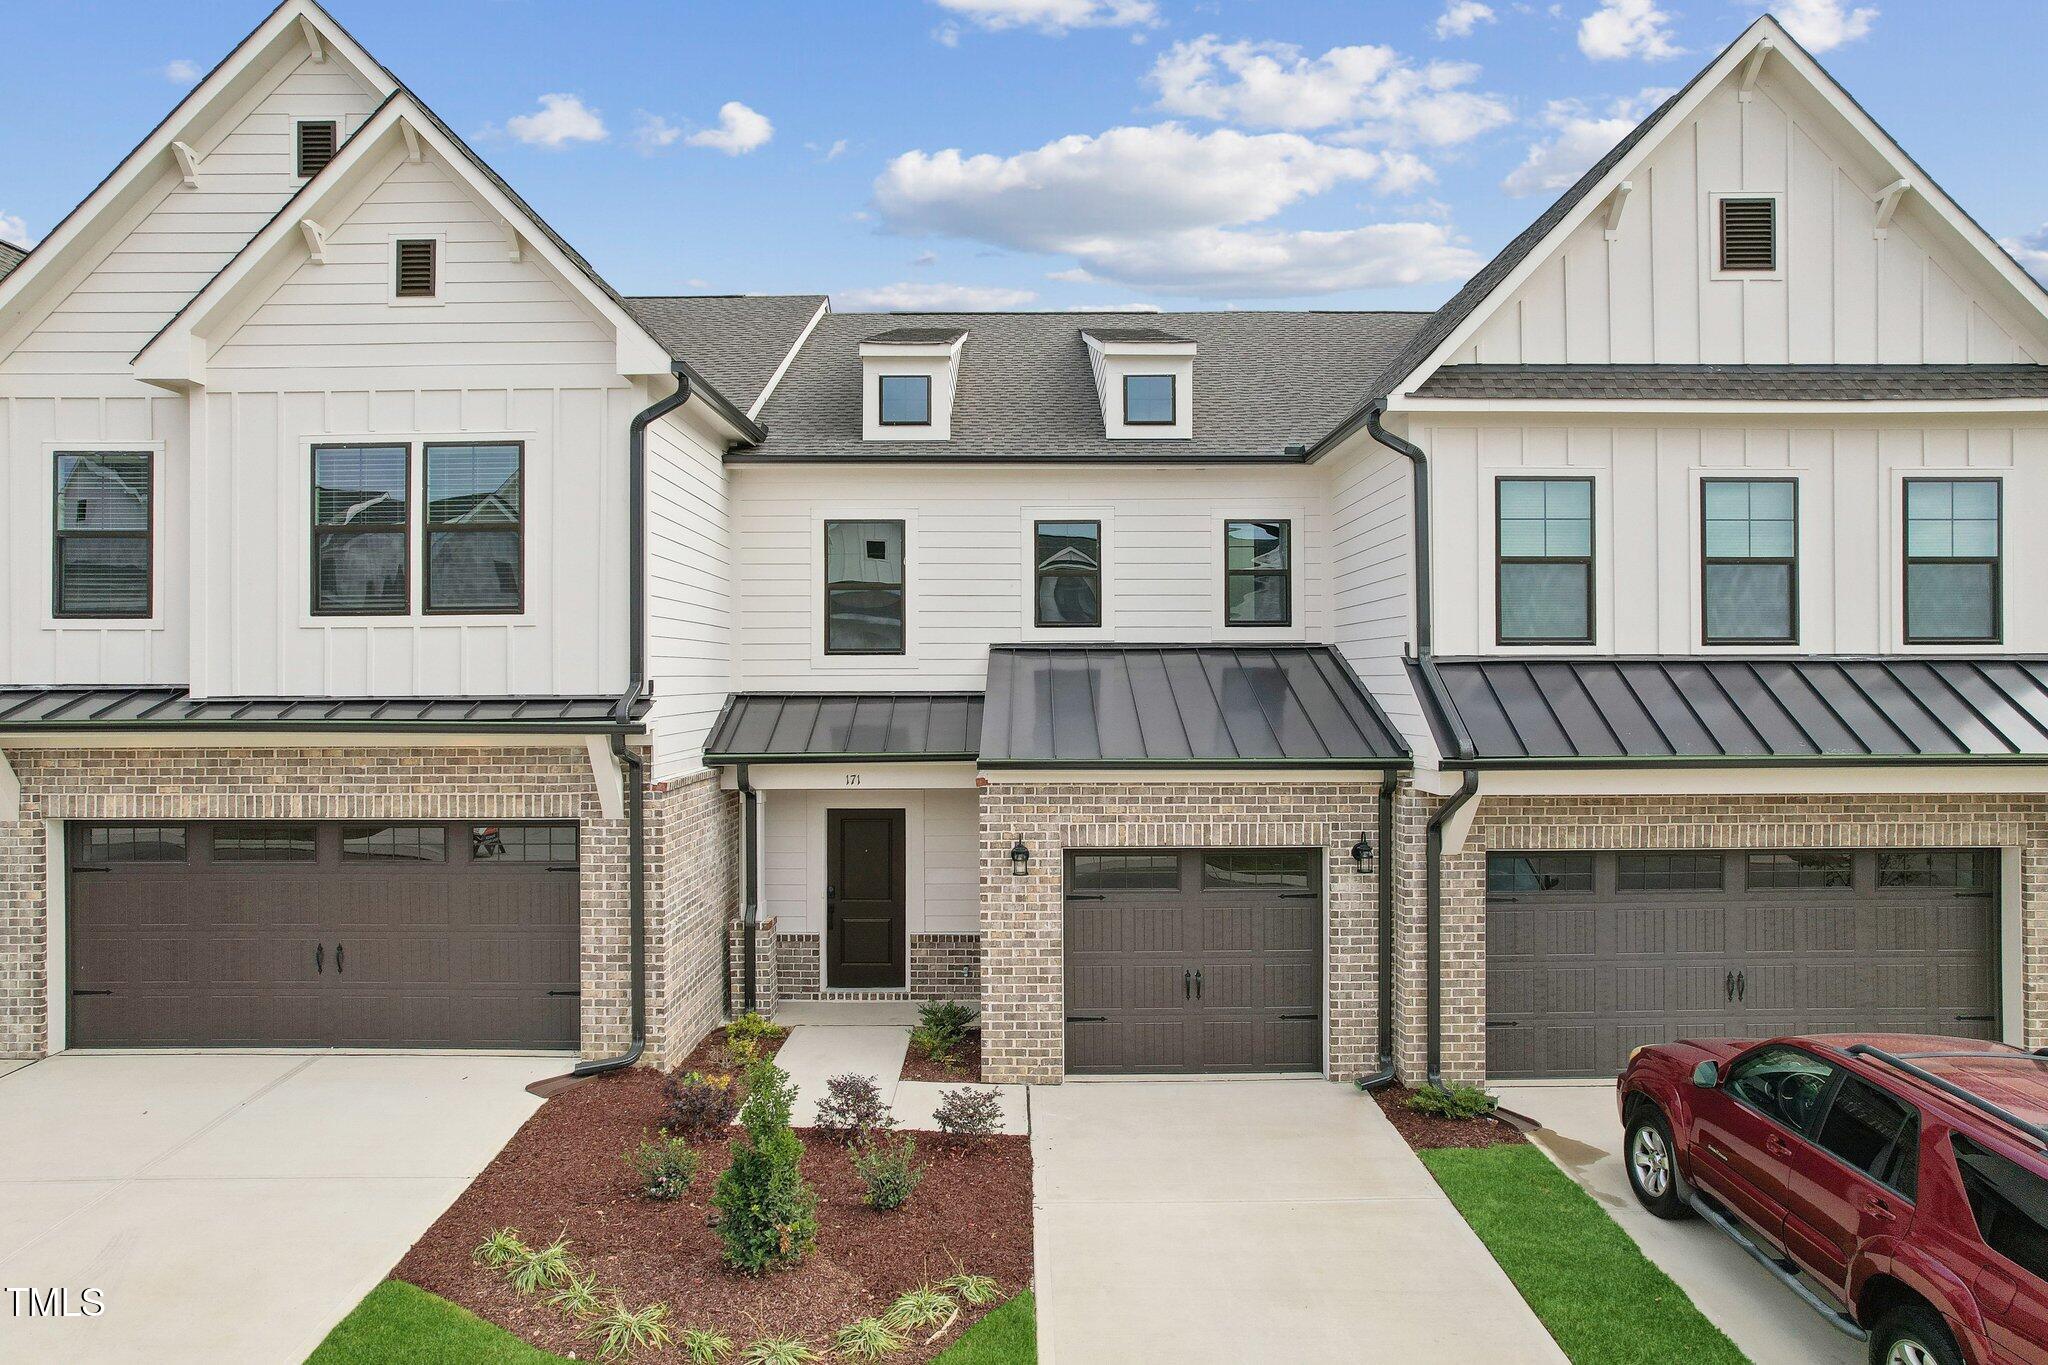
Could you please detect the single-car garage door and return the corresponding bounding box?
[1064,849,1321,1075]
[68,821,580,1049]
[1486,848,1999,1079]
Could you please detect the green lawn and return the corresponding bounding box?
[306,1280,1036,1364]
[1420,1146,1750,1365]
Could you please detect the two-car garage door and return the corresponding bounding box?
[67,821,580,1049]
[1486,848,2000,1079]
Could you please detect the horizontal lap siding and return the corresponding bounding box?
[646,412,734,780]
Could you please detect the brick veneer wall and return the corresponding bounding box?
[727,916,780,1017]
[1414,790,2048,1088]
[649,771,740,1065]
[978,779,1387,1085]
[768,931,981,1003]
[0,743,646,1061]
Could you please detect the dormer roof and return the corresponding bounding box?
[865,326,969,345]
[1079,326,1192,346]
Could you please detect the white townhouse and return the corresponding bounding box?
[6,5,2048,1092]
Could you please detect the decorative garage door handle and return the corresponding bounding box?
[1183,968,1192,1000]
[336,944,344,975]
[1725,971,1733,1001]
[1194,969,1203,1000]
[1736,970,1745,1001]
[315,944,324,974]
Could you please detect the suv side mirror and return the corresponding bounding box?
[1691,1060,1719,1089]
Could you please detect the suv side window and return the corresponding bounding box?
[1813,1076,1918,1198]
[1954,1136,2048,1282]
[1725,1045,1833,1133]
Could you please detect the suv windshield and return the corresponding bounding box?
[1954,1135,2048,1281]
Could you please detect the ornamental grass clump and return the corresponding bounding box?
[547,1267,606,1320]
[884,1284,959,1341]
[471,1227,526,1269]
[582,1299,671,1361]
[831,1316,908,1361]
[711,1057,819,1274]
[814,1073,895,1143]
[678,1326,736,1363]
[505,1231,576,1295]
[738,1337,821,1365]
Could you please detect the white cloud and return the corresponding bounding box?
[686,101,774,155]
[0,211,34,247]
[507,93,608,149]
[1149,36,1513,146]
[1435,2,1497,38]
[1062,302,1164,311]
[912,250,939,267]
[162,58,201,84]
[2002,225,2048,283]
[1501,88,1667,196]
[835,281,1040,310]
[1771,0,1877,52]
[1577,0,1682,61]
[929,0,1158,35]
[633,114,683,152]
[1054,223,1480,297]
[934,22,963,46]
[820,138,850,161]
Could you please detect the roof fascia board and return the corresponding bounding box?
[1389,396,2048,417]
[1449,762,2048,794]
[976,765,1395,784]
[747,296,829,420]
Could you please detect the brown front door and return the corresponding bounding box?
[826,809,906,989]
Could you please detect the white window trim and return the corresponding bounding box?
[1688,467,1806,653]
[1212,507,1309,641]
[1886,466,2006,654]
[811,508,920,671]
[1019,505,1115,639]
[388,230,446,307]
[41,440,170,633]
[1478,468,1607,654]
[1708,190,1786,283]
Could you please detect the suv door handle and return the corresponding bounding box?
[1763,1134,1794,1157]
[1863,1196,1898,1223]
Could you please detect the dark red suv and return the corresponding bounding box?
[1620,1034,2048,1365]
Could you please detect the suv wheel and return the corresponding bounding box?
[1624,1107,1690,1219]
[1869,1302,1962,1365]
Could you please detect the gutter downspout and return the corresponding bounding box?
[1423,770,1479,1087]
[1355,777,1399,1091]
[573,363,692,1078]
[738,762,761,1011]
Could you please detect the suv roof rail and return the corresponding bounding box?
[1847,1043,2048,1149]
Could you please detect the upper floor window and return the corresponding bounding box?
[53,451,153,619]
[394,238,436,299]
[1496,478,1591,644]
[312,444,409,615]
[1904,478,2001,643]
[1123,374,1176,426]
[877,375,930,427]
[1224,520,1290,626]
[825,520,905,654]
[1718,196,1778,273]
[425,443,523,613]
[295,120,337,179]
[1702,478,1797,644]
[1035,520,1101,628]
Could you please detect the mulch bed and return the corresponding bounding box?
[1372,1083,1528,1151]
[672,1024,789,1075]
[900,1032,983,1084]
[395,1063,1032,1362]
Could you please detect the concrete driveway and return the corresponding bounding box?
[1030,1079,1565,1365]
[1496,1082,1862,1365]
[0,1051,562,1364]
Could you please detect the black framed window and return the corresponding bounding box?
[1034,520,1101,627]
[342,825,446,862]
[1703,478,1797,644]
[1123,374,1175,425]
[1070,852,1178,892]
[878,374,930,426]
[53,451,153,619]
[1904,478,2001,643]
[1496,477,1592,643]
[471,823,578,864]
[313,444,409,614]
[825,519,905,654]
[212,824,317,862]
[1616,853,1723,892]
[1224,519,1290,625]
[424,442,522,613]
[80,825,187,864]
[1747,851,1851,889]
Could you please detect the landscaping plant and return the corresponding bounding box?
[814,1072,895,1142]
[678,1326,736,1363]
[884,1284,958,1337]
[582,1299,671,1362]
[851,1133,924,1211]
[625,1131,700,1200]
[547,1267,606,1320]
[725,1011,786,1047]
[831,1316,908,1361]
[910,1000,973,1064]
[470,1227,527,1269]
[738,1337,821,1365]
[939,1273,998,1307]
[665,1069,742,1141]
[932,1087,1004,1140]
[1405,1083,1500,1121]
[505,1232,576,1295]
[711,1056,820,1273]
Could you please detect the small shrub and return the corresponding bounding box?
[582,1299,671,1361]
[626,1131,699,1200]
[940,1273,998,1306]
[678,1327,735,1363]
[911,1001,973,1064]
[1404,1083,1499,1121]
[832,1317,907,1361]
[725,1011,786,1046]
[883,1285,957,1336]
[505,1232,575,1295]
[724,1035,761,1069]
[738,1337,821,1365]
[852,1134,924,1212]
[472,1227,526,1269]
[815,1073,895,1142]
[933,1087,1004,1140]
[665,1069,741,1141]
[712,1057,819,1274]
[547,1267,606,1320]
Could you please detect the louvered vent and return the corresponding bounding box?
[295,121,337,178]
[1719,197,1777,272]
[395,239,436,298]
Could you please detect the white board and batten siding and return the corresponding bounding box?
[762,787,981,947]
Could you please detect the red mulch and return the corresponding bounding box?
[672,1025,789,1076]
[1371,1083,1528,1151]
[900,1033,982,1084]
[395,1065,1032,1362]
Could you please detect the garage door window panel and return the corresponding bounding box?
[1747,851,1852,890]
[1070,852,1178,892]
[212,824,318,862]
[1487,853,1594,894]
[343,824,447,863]
[1880,850,1992,890]
[1202,851,1314,890]
[1616,853,1724,892]
[471,823,578,865]
[79,824,187,864]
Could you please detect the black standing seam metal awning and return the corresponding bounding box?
[703,692,985,762]
[1415,657,2048,766]
[0,687,650,733]
[979,644,1407,768]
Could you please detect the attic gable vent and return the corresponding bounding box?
[394,238,437,299]
[296,120,337,179]
[1718,196,1777,273]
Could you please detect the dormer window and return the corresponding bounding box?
[878,374,931,427]
[1123,374,1175,426]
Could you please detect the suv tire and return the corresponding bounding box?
[1624,1106,1691,1219]
[1868,1302,1962,1365]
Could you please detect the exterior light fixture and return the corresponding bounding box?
[1009,839,1031,876]
[1350,835,1374,873]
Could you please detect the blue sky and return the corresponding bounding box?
[3,0,2045,312]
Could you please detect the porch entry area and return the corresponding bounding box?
[825,808,907,989]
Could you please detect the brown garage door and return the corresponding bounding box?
[1485,848,2000,1079]
[68,821,580,1049]
[1064,849,1321,1075]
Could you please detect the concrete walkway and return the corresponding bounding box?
[770,1018,1028,1134]
[1030,1080,1566,1365]
[0,1051,562,1364]
[1497,1082,1861,1365]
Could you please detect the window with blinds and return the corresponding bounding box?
[295,120,337,178]
[53,451,153,618]
[394,238,436,298]
[1718,196,1778,272]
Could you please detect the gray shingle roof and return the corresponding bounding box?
[1417,657,2048,764]
[1080,326,1190,345]
[0,686,649,732]
[741,309,1428,461]
[0,240,27,281]
[1414,364,2048,402]
[864,326,967,345]
[704,692,984,761]
[624,295,824,412]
